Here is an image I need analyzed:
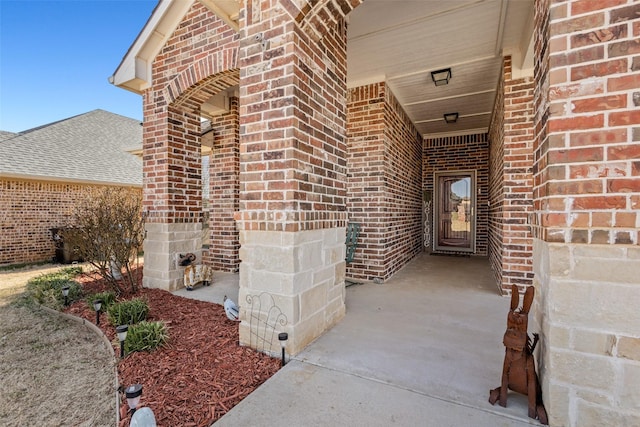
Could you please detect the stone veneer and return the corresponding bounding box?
[534,241,640,425]
[143,222,202,291]
[237,227,346,355]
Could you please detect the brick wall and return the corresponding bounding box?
[346,82,423,282]
[143,1,239,225]
[533,0,640,246]
[488,62,505,287]
[488,56,535,294]
[423,134,489,256]
[203,97,240,272]
[532,1,640,425]
[235,2,349,233]
[0,178,141,266]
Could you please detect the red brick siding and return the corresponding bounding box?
[383,86,424,276]
[144,2,239,225]
[347,83,386,280]
[534,0,640,246]
[203,97,240,272]
[423,134,489,256]
[0,179,141,266]
[236,6,349,232]
[488,62,506,289]
[489,56,536,293]
[346,82,422,281]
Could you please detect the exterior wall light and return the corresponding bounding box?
[116,325,128,358]
[431,68,452,86]
[93,299,102,325]
[278,332,288,367]
[444,112,459,123]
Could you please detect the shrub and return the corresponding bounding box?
[107,298,149,326]
[125,321,169,353]
[63,188,144,295]
[87,291,116,311]
[24,268,83,310]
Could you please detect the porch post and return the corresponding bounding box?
[532,0,640,425]
[203,96,240,272]
[235,1,350,355]
[142,103,203,291]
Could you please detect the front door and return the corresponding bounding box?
[433,171,476,253]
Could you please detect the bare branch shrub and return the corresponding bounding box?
[64,187,144,295]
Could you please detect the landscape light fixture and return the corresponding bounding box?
[278,332,288,367]
[93,299,102,325]
[444,112,459,124]
[431,68,452,86]
[125,384,143,416]
[62,286,70,306]
[116,325,128,358]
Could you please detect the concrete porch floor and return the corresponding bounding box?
[175,253,543,426]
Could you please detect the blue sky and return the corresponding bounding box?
[0,0,157,133]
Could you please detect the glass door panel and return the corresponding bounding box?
[434,171,475,252]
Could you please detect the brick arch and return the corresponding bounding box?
[162,48,240,113]
[284,0,364,41]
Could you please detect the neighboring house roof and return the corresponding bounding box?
[0,130,17,141]
[0,109,142,187]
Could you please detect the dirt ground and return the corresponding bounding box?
[0,264,116,426]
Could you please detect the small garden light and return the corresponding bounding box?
[125,383,143,415]
[61,286,70,306]
[278,332,288,367]
[93,299,102,325]
[116,325,128,358]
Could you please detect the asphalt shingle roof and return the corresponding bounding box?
[0,130,17,141]
[0,109,142,186]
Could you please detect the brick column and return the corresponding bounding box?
[533,1,640,425]
[204,97,240,272]
[142,103,203,291]
[345,83,423,282]
[488,56,535,293]
[235,1,350,354]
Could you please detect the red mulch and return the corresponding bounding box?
[65,267,280,426]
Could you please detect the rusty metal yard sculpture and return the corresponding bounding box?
[489,284,548,425]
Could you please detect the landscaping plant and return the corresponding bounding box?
[87,290,116,310]
[24,267,83,310]
[125,320,169,353]
[63,188,144,295]
[107,298,149,326]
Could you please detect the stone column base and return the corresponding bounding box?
[237,227,347,356]
[143,222,203,291]
[533,239,640,426]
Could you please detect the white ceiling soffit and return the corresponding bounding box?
[346,0,534,138]
[200,0,240,31]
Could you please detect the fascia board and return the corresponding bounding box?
[110,0,196,94]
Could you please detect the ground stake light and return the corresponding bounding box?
[278,332,288,367]
[62,286,70,306]
[116,325,128,358]
[125,384,143,415]
[93,299,102,325]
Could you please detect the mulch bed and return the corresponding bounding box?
[65,267,281,426]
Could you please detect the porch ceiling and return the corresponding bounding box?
[347,0,534,138]
[112,0,534,138]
